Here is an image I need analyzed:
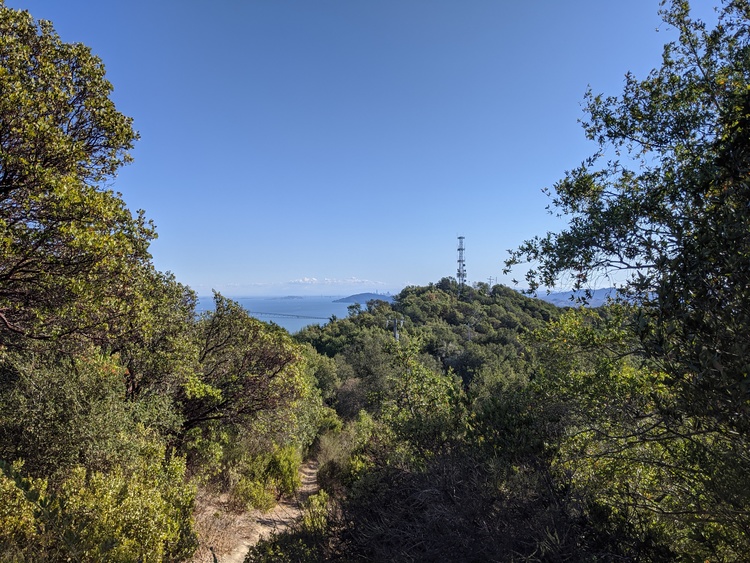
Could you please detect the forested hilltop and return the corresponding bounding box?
[2,0,750,562]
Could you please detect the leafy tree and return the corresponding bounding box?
[299,343,339,405]
[505,0,750,426]
[0,2,152,347]
[530,306,750,560]
[178,293,331,492]
[115,269,198,402]
[0,3,351,560]
[380,342,466,460]
[181,293,305,435]
[505,3,750,553]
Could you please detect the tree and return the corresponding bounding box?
[381,342,466,458]
[506,1,750,557]
[115,268,198,402]
[506,0,750,421]
[180,293,305,434]
[528,306,750,560]
[0,2,151,347]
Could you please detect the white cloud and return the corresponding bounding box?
[289,276,386,286]
[289,277,320,285]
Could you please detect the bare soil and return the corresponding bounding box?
[189,460,320,563]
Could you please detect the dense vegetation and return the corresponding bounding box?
[254,284,750,561]
[249,1,750,561]
[0,4,333,560]
[2,0,749,561]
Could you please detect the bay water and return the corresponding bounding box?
[196,295,355,333]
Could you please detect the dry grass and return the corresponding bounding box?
[189,490,256,563]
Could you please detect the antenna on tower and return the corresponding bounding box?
[457,236,467,287]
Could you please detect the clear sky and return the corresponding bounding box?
[6,1,717,296]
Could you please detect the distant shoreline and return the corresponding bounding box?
[333,292,394,304]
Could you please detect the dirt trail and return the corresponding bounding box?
[190,459,320,563]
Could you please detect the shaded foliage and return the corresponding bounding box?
[499,1,750,558]
[181,293,303,433]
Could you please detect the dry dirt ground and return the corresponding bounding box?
[189,460,320,563]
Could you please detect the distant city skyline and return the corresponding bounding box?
[6,1,719,296]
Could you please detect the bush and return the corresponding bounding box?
[316,411,375,492]
[0,451,196,562]
[226,446,303,511]
[231,477,276,512]
[301,490,329,534]
[0,460,47,562]
[266,446,302,498]
[0,350,177,482]
[59,455,197,562]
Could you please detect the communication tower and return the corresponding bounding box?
[457,236,467,287]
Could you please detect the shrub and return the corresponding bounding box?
[231,477,276,512]
[266,446,302,498]
[0,448,197,562]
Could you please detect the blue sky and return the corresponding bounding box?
[7,1,717,296]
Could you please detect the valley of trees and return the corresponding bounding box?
[1,0,749,561]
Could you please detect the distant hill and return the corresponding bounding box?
[334,293,394,304]
[536,287,617,307]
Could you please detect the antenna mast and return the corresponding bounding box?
[457,236,467,287]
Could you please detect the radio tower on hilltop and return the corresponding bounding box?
[457,236,467,287]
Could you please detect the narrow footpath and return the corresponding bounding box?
[190,459,320,563]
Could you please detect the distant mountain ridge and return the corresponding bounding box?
[334,293,394,304]
[535,287,617,307]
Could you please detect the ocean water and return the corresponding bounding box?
[196,295,355,333]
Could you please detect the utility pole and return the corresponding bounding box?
[486,276,496,295]
[387,318,404,342]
